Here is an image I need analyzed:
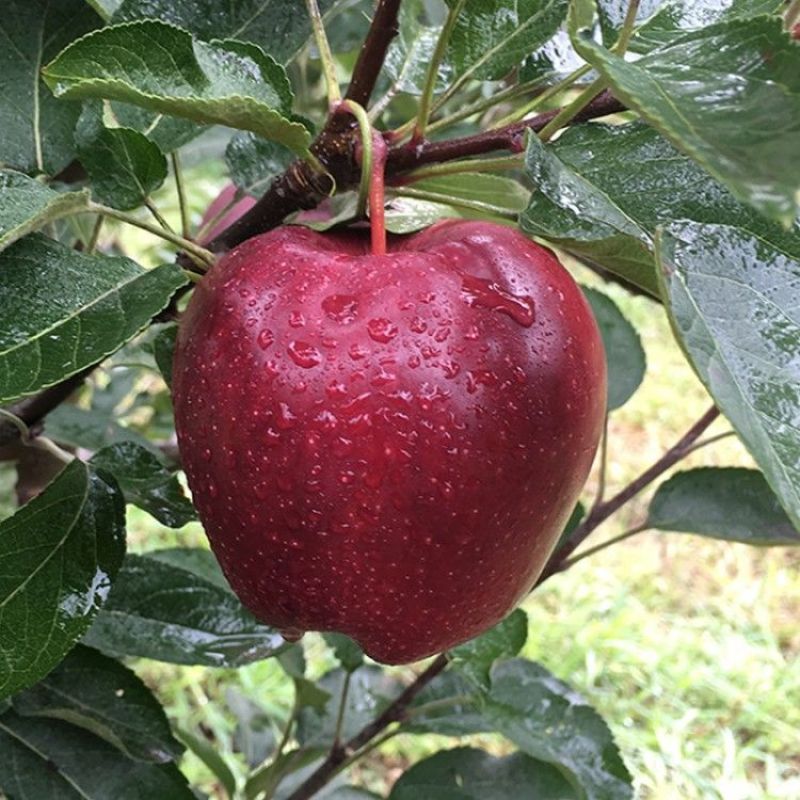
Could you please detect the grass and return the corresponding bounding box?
[3,173,797,798]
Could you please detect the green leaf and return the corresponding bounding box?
[327,789,380,800]
[0,171,91,252]
[403,173,530,217]
[0,234,187,405]
[46,405,159,456]
[582,287,646,410]
[106,102,206,154]
[76,104,168,210]
[657,221,800,530]
[152,323,178,388]
[406,671,488,737]
[599,0,785,53]
[648,468,800,546]
[450,610,528,689]
[43,20,312,156]
[12,644,182,763]
[523,122,800,296]
[385,2,450,95]
[447,0,570,82]
[572,15,800,225]
[226,688,276,768]
[0,460,125,701]
[82,552,289,667]
[175,727,237,798]
[147,546,230,590]
[554,501,586,552]
[322,633,364,673]
[225,132,294,197]
[113,0,342,65]
[484,659,633,800]
[294,677,333,713]
[0,710,193,799]
[389,746,580,800]
[91,442,196,528]
[0,0,101,175]
[296,667,401,747]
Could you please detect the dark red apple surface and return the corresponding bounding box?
[173,220,606,664]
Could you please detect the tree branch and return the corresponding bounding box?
[344,0,403,106]
[537,405,721,583]
[203,90,626,255]
[0,367,95,448]
[284,654,448,800]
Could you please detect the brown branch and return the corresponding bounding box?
[0,367,95,448]
[203,90,626,255]
[536,405,721,584]
[344,0,403,105]
[285,654,448,800]
[386,90,625,173]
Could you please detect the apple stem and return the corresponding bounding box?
[369,130,388,256]
[335,100,388,255]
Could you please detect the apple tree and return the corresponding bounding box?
[1,0,799,798]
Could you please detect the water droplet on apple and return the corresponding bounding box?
[257,329,274,350]
[289,311,305,328]
[287,340,322,368]
[367,317,399,343]
[409,316,427,333]
[322,294,359,323]
[349,343,369,360]
[461,275,535,327]
[276,402,297,429]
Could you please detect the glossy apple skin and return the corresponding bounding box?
[173,220,606,664]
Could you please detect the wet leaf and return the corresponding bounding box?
[0,711,193,798]
[390,746,579,799]
[0,234,187,405]
[583,287,646,410]
[113,0,343,64]
[572,14,800,224]
[450,610,528,688]
[598,0,784,53]
[12,645,183,763]
[322,633,364,673]
[82,552,289,667]
[76,104,168,210]
[0,0,101,175]
[0,461,125,700]
[648,468,800,546]
[483,659,633,800]
[91,442,196,528]
[447,0,569,82]
[0,171,90,253]
[523,122,800,296]
[657,221,800,530]
[43,20,311,156]
[225,132,294,197]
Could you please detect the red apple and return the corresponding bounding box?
[173,220,606,664]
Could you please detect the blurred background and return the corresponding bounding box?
[2,156,798,800]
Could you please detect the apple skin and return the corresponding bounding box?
[173,220,606,664]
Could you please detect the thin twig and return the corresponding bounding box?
[306,0,342,105]
[284,654,448,800]
[537,405,721,584]
[171,152,191,239]
[344,0,402,106]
